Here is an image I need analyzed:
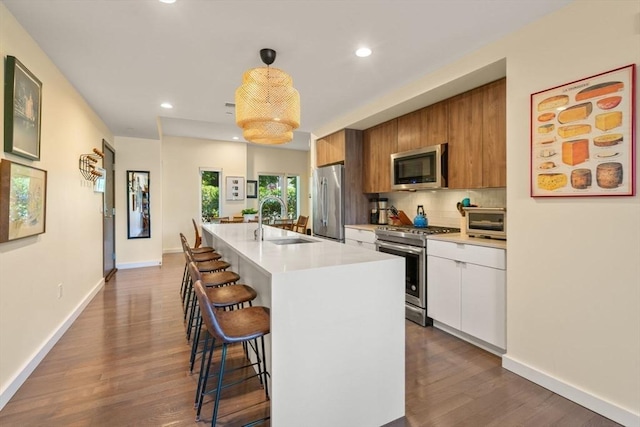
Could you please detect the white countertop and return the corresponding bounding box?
[202,223,395,275]
[428,233,507,249]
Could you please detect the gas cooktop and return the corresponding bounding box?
[377,225,460,235]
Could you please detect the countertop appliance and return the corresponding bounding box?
[464,207,506,240]
[375,224,459,326]
[391,144,448,190]
[312,164,345,242]
[378,198,389,225]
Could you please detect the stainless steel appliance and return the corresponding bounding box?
[312,164,345,242]
[377,198,389,225]
[391,144,448,190]
[375,224,459,326]
[464,207,506,240]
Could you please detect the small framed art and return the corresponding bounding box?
[246,180,258,198]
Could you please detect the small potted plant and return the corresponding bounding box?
[241,208,258,222]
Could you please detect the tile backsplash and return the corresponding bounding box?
[379,187,506,228]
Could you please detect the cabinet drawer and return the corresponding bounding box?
[345,239,376,251]
[345,227,377,244]
[427,239,505,270]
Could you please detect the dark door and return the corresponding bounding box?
[103,140,117,281]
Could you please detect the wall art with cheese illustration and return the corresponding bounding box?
[530,64,636,197]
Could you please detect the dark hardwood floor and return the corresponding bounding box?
[0,253,620,426]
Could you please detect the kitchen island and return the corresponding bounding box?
[202,223,405,427]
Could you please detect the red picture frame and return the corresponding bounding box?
[530,64,636,197]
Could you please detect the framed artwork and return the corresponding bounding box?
[0,159,47,242]
[530,64,636,197]
[225,176,245,200]
[4,56,43,160]
[246,180,258,198]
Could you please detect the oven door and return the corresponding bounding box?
[375,240,425,308]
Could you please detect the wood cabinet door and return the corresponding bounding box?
[316,137,328,167]
[447,89,483,189]
[397,110,422,153]
[482,78,506,188]
[363,119,397,193]
[422,100,448,146]
[326,130,345,165]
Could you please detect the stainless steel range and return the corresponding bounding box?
[375,225,459,326]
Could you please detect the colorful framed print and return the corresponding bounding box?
[530,64,635,197]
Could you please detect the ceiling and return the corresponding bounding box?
[3,0,572,151]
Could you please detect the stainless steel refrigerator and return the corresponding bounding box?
[312,164,345,242]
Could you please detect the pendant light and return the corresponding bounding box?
[235,48,300,144]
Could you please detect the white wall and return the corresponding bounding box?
[161,135,247,252]
[502,2,639,423]
[114,136,163,268]
[0,4,113,408]
[246,144,311,216]
[314,0,640,424]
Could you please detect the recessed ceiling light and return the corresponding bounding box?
[355,47,372,58]
[160,102,173,109]
[232,136,239,140]
[159,0,176,4]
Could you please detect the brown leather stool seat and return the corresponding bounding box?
[200,270,241,287]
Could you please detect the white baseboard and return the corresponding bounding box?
[502,355,639,427]
[163,247,181,254]
[116,260,162,269]
[0,278,105,411]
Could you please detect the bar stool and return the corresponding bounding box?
[187,261,257,373]
[192,280,270,426]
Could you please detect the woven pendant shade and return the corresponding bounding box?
[235,52,300,144]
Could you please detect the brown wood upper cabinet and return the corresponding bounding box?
[316,130,346,167]
[447,78,506,189]
[397,100,448,153]
[362,119,398,193]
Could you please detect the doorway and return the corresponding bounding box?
[103,140,117,281]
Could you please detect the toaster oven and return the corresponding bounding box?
[464,207,506,240]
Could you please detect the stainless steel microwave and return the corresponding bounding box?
[464,207,506,240]
[390,144,448,190]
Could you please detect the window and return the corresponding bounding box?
[200,169,220,223]
[258,174,300,218]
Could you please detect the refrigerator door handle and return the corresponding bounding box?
[321,177,328,226]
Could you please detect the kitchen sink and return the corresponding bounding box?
[267,237,317,245]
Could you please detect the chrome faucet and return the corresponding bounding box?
[256,195,287,241]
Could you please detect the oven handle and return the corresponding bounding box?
[376,240,424,256]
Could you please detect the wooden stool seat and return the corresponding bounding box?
[192,246,215,254]
[205,283,257,307]
[195,259,230,273]
[191,251,222,262]
[200,270,241,287]
[213,306,270,343]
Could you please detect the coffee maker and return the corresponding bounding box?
[378,198,389,225]
[369,198,379,224]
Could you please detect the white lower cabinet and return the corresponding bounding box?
[427,240,506,350]
[344,227,377,251]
